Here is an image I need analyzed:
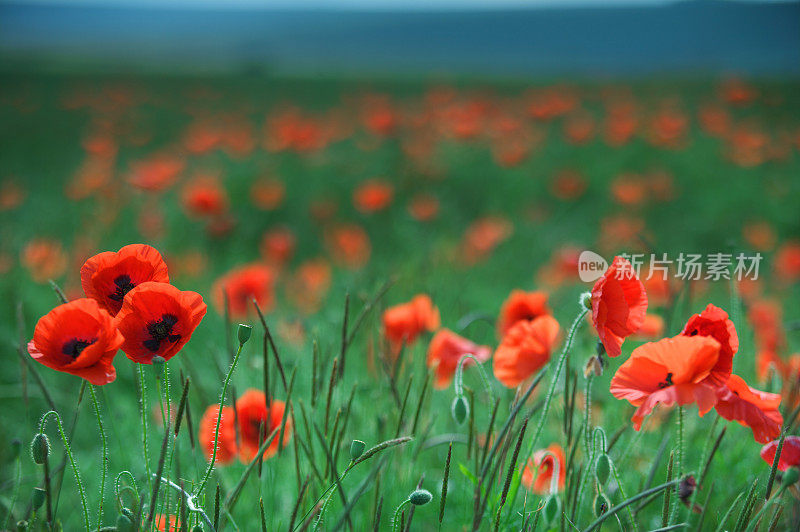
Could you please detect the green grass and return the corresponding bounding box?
[1,71,799,531]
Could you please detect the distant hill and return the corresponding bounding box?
[1,0,798,76]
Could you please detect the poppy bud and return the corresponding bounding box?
[595,453,611,486]
[11,438,22,459]
[580,292,592,310]
[192,526,203,532]
[409,489,433,506]
[116,513,135,532]
[543,495,560,524]
[16,520,28,531]
[451,395,469,425]
[583,356,603,378]
[350,439,366,461]
[152,355,166,379]
[31,487,46,511]
[593,493,610,517]
[30,433,49,464]
[237,323,252,346]
[782,467,800,488]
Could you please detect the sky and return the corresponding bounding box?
[7,0,794,10]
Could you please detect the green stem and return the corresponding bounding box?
[669,407,684,525]
[40,411,90,531]
[195,341,245,497]
[454,354,495,406]
[584,374,594,457]
[392,499,411,532]
[525,307,589,462]
[138,365,153,495]
[88,385,106,530]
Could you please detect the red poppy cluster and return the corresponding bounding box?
[28,244,206,384]
[199,389,292,464]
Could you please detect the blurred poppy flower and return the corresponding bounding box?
[610,335,722,430]
[260,227,296,267]
[680,304,738,387]
[287,258,331,313]
[756,350,785,383]
[383,294,440,353]
[80,243,170,316]
[748,300,785,353]
[182,177,229,217]
[774,241,800,283]
[550,169,587,201]
[28,298,123,385]
[114,282,206,364]
[251,178,285,210]
[326,224,371,269]
[213,264,275,318]
[235,389,292,462]
[461,216,513,264]
[0,179,26,210]
[634,313,665,340]
[408,193,439,222]
[426,329,490,389]
[611,174,648,206]
[715,374,782,444]
[353,179,394,213]
[742,222,776,252]
[493,316,560,388]
[590,256,648,357]
[127,155,184,192]
[199,404,238,465]
[22,239,68,283]
[761,436,800,471]
[154,515,180,532]
[522,444,566,494]
[496,290,550,338]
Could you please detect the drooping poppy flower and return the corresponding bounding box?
[80,244,170,316]
[383,294,440,353]
[590,256,648,357]
[199,404,238,465]
[493,316,560,388]
[610,335,722,430]
[679,304,738,388]
[353,179,394,213]
[522,444,566,494]
[496,290,550,338]
[426,329,491,389]
[761,436,800,471]
[114,282,206,364]
[28,298,123,385]
[715,374,782,444]
[235,389,292,462]
[212,264,275,318]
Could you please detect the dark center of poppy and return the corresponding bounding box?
[108,274,136,302]
[688,329,699,336]
[62,337,97,358]
[657,372,674,389]
[143,314,181,353]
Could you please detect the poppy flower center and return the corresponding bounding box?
[657,372,674,389]
[62,337,97,358]
[108,274,136,302]
[143,314,181,353]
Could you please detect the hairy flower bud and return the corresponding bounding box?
[30,433,49,465]
[350,440,366,461]
[237,323,252,346]
[451,395,469,425]
[595,453,611,485]
[409,489,433,506]
[31,488,46,511]
[593,493,610,517]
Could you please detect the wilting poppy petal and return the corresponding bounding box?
[715,374,782,444]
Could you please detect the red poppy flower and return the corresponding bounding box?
[353,179,394,213]
[496,290,550,337]
[610,336,722,430]
[493,316,560,388]
[522,444,566,495]
[260,227,296,267]
[715,375,782,444]
[80,244,170,316]
[426,329,491,389]
[326,224,371,270]
[461,216,513,264]
[154,515,180,532]
[199,404,238,465]
[590,256,648,357]
[383,294,440,353]
[181,177,229,217]
[761,436,800,471]
[680,304,739,387]
[212,264,275,319]
[235,389,292,462]
[114,282,206,364]
[28,298,123,385]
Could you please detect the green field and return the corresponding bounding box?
[1,72,800,531]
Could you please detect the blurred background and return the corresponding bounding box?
[2,0,799,77]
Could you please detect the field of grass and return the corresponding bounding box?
[1,72,799,531]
